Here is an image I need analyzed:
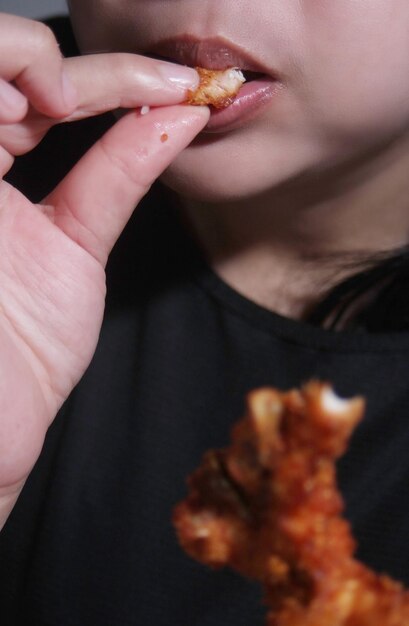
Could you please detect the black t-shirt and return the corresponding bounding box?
[1,17,409,626]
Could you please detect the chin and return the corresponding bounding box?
[160,132,326,203]
[160,163,273,203]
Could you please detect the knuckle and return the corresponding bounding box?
[0,118,49,158]
[107,54,127,77]
[110,54,138,81]
[29,21,60,58]
[99,134,149,190]
[0,148,15,180]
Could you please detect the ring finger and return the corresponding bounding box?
[0,78,28,125]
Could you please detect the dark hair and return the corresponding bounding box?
[308,247,409,332]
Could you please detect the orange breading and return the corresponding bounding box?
[187,67,246,108]
[174,382,409,626]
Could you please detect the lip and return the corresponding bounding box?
[147,35,283,132]
[150,35,277,76]
[205,78,281,133]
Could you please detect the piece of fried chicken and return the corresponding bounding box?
[187,67,246,108]
[173,381,409,625]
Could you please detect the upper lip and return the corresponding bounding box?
[147,35,276,77]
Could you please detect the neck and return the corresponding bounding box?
[181,133,409,320]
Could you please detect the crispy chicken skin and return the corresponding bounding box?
[187,67,246,108]
[174,382,409,625]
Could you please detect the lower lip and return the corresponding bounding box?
[204,78,282,133]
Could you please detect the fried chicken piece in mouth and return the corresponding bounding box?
[187,67,246,108]
[173,381,409,625]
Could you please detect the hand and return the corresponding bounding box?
[0,13,209,527]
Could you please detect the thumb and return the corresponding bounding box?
[44,105,209,265]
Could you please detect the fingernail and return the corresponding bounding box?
[0,80,27,113]
[157,61,199,91]
[61,70,78,110]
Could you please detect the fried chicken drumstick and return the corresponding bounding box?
[173,381,409,625]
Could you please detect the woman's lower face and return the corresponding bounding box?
[68,0,409,202]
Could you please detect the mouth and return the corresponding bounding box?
[148,35,276,79]
[146,35,283,133]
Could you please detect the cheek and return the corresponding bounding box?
[161,126,327,202]
[301,2,409,142]
[307,65,409,150]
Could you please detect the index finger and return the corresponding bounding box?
[62,54,200,122]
